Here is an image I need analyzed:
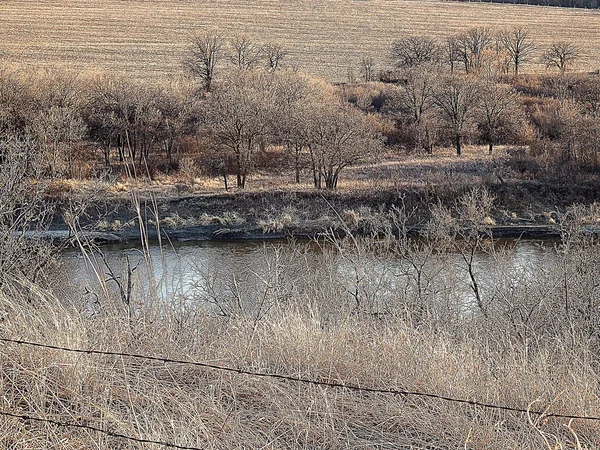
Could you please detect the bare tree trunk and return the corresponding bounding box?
[223,173,229,191]
[424,127,433,154]
[125,130,136,162]
[309,145,321,189]
[332,172,340,190]
[103,141,111,167]
[235,147,243,188]
[165,139,174,167]
[294,144,301,183]
[324,172,334,190]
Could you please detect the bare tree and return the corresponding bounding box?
[433,76,480,156]
[541,41,580,73]
[454,27,493,74]
[270,72,328,183]
[31,106,85,177]
[475,81,523,153]
[497,27,535,76]
[228,34,263,69]
[360,56,375,82]
[85,76,164,167]
[155,82,199,167]
[305,103,384,189]
[392,36,440,70]
[445,36,462,74]
[399,64,440,153]
[203,69,276,189]
[264,43,288,72]
[184,31,224,92]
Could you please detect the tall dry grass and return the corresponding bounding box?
[1,195,600,448]
[1,277,599,449]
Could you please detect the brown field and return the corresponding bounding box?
[0,0,599,82]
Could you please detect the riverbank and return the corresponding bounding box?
[44,224,565,246]
[41,146,600,245]
[47,180,600,245]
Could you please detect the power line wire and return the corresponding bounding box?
[1,336,599,422]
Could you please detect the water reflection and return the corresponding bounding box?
[59,238,558,314]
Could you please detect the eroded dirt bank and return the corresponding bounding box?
[47,180,600,244]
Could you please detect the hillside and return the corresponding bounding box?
[1,0,599,81]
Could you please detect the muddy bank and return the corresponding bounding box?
[48,181,600,245]
[45,224,563,246]
[46,222,564,247]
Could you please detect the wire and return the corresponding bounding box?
[1,336,599,422]
[0,409,204,450]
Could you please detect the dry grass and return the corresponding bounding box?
[1,232,600,448]
[4,185,600,447]
[64,146,501,197]
[1,0,599,82]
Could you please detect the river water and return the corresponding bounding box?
[58,238,559,316]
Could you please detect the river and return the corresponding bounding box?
[57,237,559,317]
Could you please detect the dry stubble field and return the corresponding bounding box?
[0,0,599,82]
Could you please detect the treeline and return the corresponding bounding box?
[384,27,581,79]
[0,68,383,190]
[0,29,598,191]
[368,29,600,169]
[449,0,599,8]
[373,30,600,165]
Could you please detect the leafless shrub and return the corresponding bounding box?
[0,133,57,288]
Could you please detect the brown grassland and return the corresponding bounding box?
[4,2,600,448]
[1,0,599,81]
